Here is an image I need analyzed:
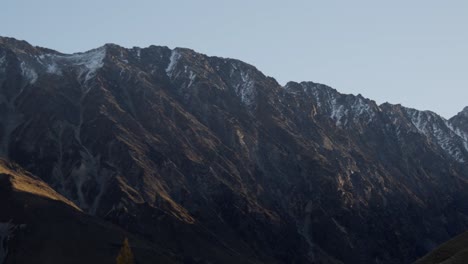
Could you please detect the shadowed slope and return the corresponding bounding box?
[414,232,468,264]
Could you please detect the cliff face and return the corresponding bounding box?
[1,36,468,263]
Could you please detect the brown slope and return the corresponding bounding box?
[0,159,80,210]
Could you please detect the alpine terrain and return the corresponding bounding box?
[1,36,468,264]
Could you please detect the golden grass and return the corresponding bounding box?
[0,161,81,211]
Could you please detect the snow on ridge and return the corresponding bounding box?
[302,83,323,107]
[299,83,376,126]
[166,49,181,78]
[68,47,106,82]
[282,82,297,93]
[286,82,466,161]
[221,62,257,106]
[406,109,439,134]
[406,109,467,162]
[352,97,373,116]
[329,96,347,126]
[446,121,468,157]
[448,123,468,149]
[36,46,106,83]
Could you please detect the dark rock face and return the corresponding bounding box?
[1,36,468,263]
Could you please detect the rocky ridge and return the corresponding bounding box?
[1,36,468,263]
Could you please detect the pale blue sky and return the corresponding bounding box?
[2,0,467,118]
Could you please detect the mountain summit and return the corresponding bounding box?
[1,36,468,264]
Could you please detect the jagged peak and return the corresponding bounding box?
[282,81,381,127]
[298,81,373,103]
[463,106,468,113]
[0,36,34,51]
[283,81,303,92]
[381,104,468,162]
[0,36,63,57]
[455,106,468,118]
[402,106,443,119]
[0,35,457,122]
[297,81,376,106]
[299,81,335,91]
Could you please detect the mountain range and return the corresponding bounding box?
[1,36,468,263]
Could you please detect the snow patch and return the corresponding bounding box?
[447,123,468,151]
[20,61,38,84]
[46,62,62,75]
[135,48,141,59]
[352,97,373,116]
[406,109,467,162]
[69,47,106,83]
[306,85,323,108]
[39,47,106,83]
[330,98,347,125]
[236,70,256,105]
[302,83,376,126]
[166,49,181,78]
[188,71,196,87]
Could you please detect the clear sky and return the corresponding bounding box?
[2,0,467,118]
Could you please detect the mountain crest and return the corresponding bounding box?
[2,36,468,264]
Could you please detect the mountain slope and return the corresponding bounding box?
[0,159,181,264]
[414,231,468,264]
[1,36,468,263]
